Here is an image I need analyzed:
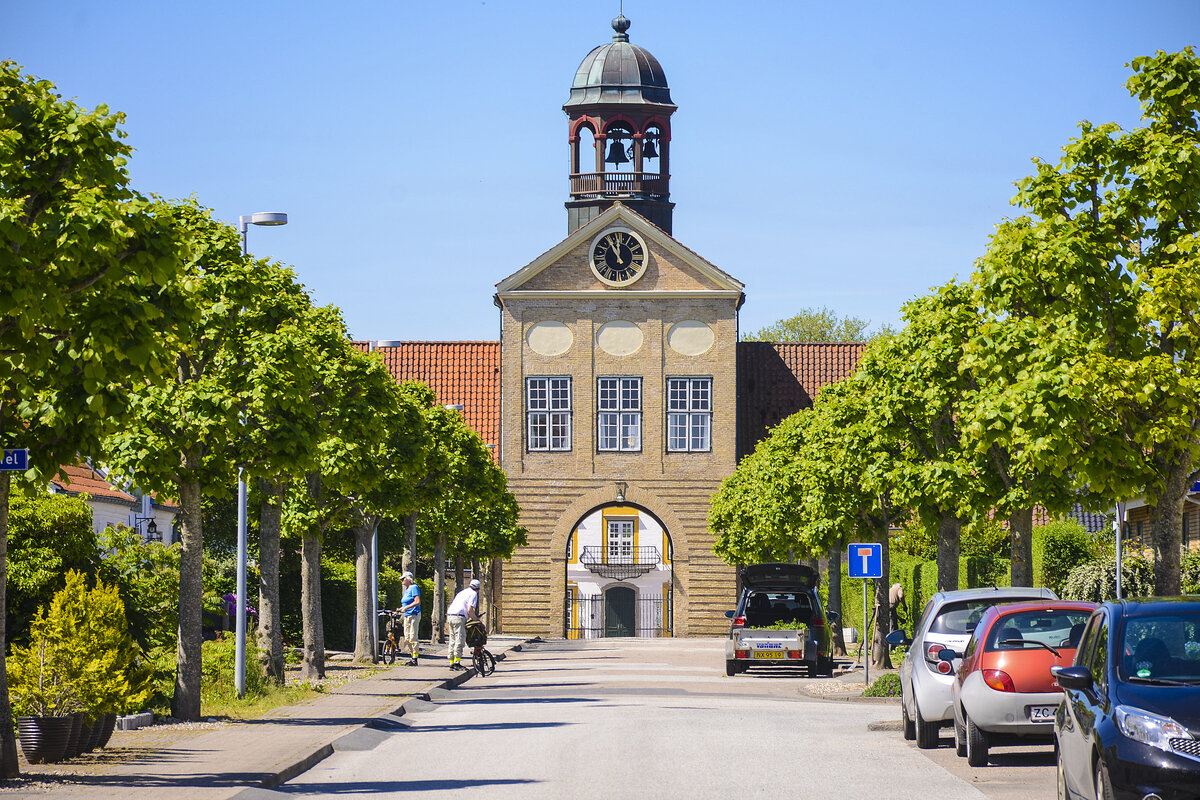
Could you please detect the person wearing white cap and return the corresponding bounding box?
[446,578,481,671]
[399,572,421,666]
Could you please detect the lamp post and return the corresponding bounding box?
[235,211,287,698]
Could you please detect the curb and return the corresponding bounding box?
[236,637,537,797]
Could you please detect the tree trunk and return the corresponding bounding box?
[936,512,961,592]
[173,476,204,721]
[1009,507,1034,587]
[434,531,446,643]
[352,518,376,664]
[301,529,325,680]
[1151,450,1192,596]
[255,478,285,684]
[827,545,846,657]
[402,511,417,575]
[0,473,22,778]
[455,554,465,594]
[873,513,893,670]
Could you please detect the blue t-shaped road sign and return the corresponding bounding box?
[848,542,883,579]
[1,449,29,472]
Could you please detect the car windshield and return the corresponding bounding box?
[928,599,995,635]
[1120,611,1200,683]
[742,591,813,628]
[985,608,1092,652]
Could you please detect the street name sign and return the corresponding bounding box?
[1,449,29,471]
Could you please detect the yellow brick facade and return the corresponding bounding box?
[495,204,743,637]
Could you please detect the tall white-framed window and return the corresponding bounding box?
[527,376,572,451]
[667,377,712,452]
[598,377,642,452]
[606,519,635,564]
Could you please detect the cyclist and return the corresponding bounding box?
[399,571,421,666]
[446,578,480,671]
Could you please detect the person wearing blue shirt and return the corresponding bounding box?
[399,572,421,666]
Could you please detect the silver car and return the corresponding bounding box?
[886,586,1058,749]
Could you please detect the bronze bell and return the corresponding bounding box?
[642,137,658,160]
[605,139,630,165]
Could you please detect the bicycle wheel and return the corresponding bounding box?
[381,639,397,665]
[474,648,496,677]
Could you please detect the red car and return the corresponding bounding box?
[947,600,1096,766]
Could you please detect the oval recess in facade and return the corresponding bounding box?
[667,320,715,356]
[596,321,643,356]
[526,321,573,356]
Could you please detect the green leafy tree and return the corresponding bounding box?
[0,62,185,777]
[281,343,397,679]
[973,48,1200,594]
[742,306,881,342]
[103,201,287,720]
[859,283,987,593]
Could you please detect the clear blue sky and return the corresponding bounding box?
[7,1,1197,341]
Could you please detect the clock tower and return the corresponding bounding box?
[564,14,676,235]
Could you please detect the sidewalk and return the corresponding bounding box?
[2,637,531,799]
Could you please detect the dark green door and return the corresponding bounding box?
[605,586,636,637]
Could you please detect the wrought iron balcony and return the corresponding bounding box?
[579,546,661,580]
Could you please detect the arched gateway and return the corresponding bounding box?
[565,503,673,638]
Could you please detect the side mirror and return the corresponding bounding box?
[1053,665,1093,691]
[885,629,910,647]
[724,610,735,619]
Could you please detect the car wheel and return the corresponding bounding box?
[725,660,740,677]
[901,699,916,741]
[817,655,834,677]
[954,714,967,758]
[915,702,940,749]
[965,713,989,767]
[1094,758,1115,800]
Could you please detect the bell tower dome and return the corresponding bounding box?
[564,14,677,234]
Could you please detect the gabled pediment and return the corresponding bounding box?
[495,204,744,300]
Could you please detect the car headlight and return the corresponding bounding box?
[1115,705,1193,751]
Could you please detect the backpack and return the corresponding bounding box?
[465,619,488,647]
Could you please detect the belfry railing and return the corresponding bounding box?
[569,172,668,199]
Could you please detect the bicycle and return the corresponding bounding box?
[466,614,495,676]
[378,609,403,665]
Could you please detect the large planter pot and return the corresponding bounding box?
[95,713,117,749]
[82,716,103,753]
[62,713,86,759]
[16,716,73,764]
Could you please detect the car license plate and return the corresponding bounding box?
[1028,705,1057,722]
[753,651,784,659]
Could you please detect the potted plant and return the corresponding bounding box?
[8,571,153,763]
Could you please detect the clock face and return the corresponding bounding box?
[590,229,647,286]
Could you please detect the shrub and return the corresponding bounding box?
[7,570,152,717]
[1039,520,1093,593]
[201,633,267,704]
[1182,551,1200,595]
[863,673,902,697]
[7,489,98,647]
[1060,556,1154,602]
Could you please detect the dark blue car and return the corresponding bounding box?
[1054,597,1200,800]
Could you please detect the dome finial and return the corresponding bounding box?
[611,13,630,42]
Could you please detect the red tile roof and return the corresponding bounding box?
[736,342,865,458]
[51,464,136,505]
[360,341,502,450]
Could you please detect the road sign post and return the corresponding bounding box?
[848,543,883,686]
[1,449,29,472]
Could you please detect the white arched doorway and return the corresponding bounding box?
[564,503,673,638]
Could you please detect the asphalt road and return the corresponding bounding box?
[274,638,1055,799]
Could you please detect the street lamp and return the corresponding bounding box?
[235,211,287,699]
